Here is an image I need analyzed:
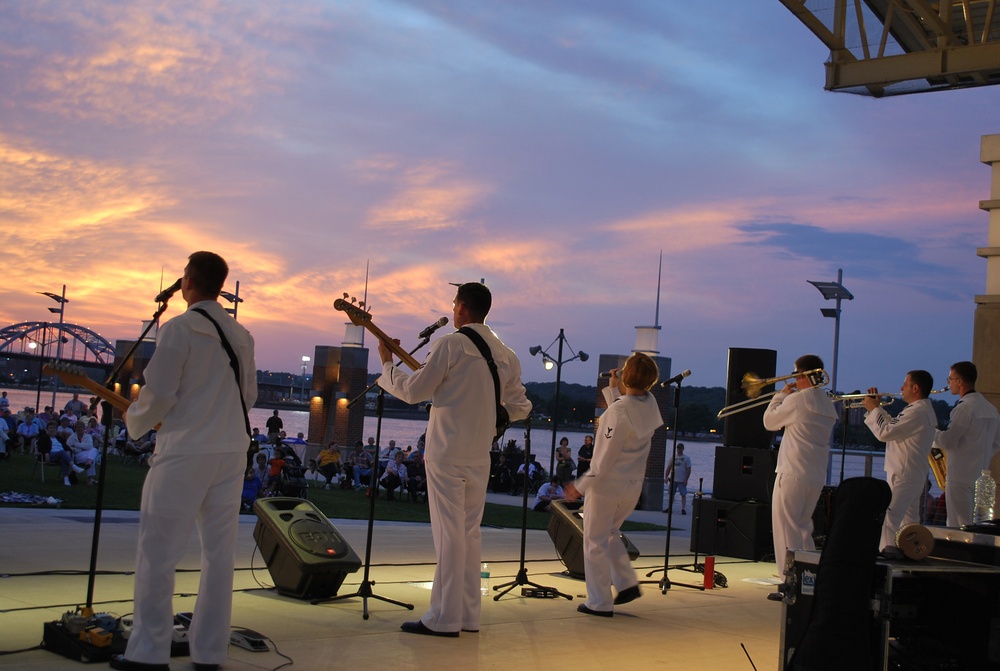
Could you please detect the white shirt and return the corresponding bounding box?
[933,391,1000,486]
[127,300,257,455]
[378,323,531,467]
[574,386,663,496]
[864,398,937,475]
[764,387,838,483]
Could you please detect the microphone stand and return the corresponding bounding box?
[42,298,171,658]
[643,376,705,593]
[311,337,434,618]
[493,414,572,601]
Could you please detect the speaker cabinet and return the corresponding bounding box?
[723,348,777,450]
[689,497,772,561]
[547,500,639,579]
[252,497,362,599]
[712,445,778,503]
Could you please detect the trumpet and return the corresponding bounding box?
[716,368,829,419]
[833,386,950,409]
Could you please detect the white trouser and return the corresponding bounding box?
[880,469,926,550]
[125,450,245,665]
[582,482,642,612]
[946,479,975,528]
[73,448,100,477]
[422,460,490,632]
[771,473,824,567]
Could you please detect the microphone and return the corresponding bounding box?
[154,278,182,303]
[418,316,449,339]
[660,369,692,387]
[599,372,614,379]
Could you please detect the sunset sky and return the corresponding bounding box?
[1,1,997,391]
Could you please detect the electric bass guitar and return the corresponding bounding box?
[333,295,422,371]
[43,362,132,414]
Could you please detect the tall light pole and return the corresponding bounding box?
[221,281,244,320]
[530,329,589,476]
[38,286,68,408]
[301,355,311,402]
[808,269,853,394]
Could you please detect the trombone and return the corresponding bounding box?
[716,368,829,419]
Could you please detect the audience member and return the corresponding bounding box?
[39,420,85,486]
[316,441,343,488]
[533,475,564,512]
[67,420,99,485]
[241,467,262,513]
[349,440,375,491]
[379,451,409,501]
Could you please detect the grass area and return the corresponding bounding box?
[0,452,665,532]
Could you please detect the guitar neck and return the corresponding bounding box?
[362,322,421,372]
[43,364,132,414]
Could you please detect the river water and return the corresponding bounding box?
[3,387,900,498]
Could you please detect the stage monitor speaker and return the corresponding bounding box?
[253,497,362,599]
[712,445,777,503]
[690,497,772,561]
[723,347,777,450]
[547,500,639,579]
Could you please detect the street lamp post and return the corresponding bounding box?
[530,329,589,476]
[38,286,68,408]
[221,281,244,320]
[808,269,853,394]
[301,355,311,402]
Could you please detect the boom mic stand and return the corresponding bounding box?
[493,414,572,601]
[311,336,436,618]
[643,376,705,593]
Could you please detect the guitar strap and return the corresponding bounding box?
[193,308,252,440]
[458,326,507,440]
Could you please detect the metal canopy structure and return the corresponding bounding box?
[780,0,1000,96]
[0,321,116,364]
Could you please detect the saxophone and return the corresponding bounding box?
[928,447,947,490]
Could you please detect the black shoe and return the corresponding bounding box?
[461,628,479,633]
[681,510,687,515]
[613,585,641,605]
[193,665,219,671]
[766,591,785,602]
[576,604,613,617]
[400,620,459,637]
[108,656,170,671]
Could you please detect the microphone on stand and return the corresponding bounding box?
[417,316,449,339]
[659,369,692,387]
[154,278,182,303]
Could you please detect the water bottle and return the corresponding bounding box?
[480,563,490,596]
[973,470,996,524]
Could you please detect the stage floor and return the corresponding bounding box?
[0,499,783,671]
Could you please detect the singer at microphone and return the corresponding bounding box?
[659,369,692,387]
[418,316,449,339]
[154,278,183,303]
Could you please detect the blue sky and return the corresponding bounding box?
[0,1,996,391]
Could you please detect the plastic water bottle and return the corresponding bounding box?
[973,470,996,524]
[480,563,490,596]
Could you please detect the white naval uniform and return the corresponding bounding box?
[573,386,663,612]
[124,299,256,666]
[864,398,936,549]
[764,387,838,566]
[378,323,530,632]
[933,391,1000,527]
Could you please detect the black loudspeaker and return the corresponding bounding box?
[723,347,777,450]
[252,497,362,599]
[547,500,640,579]
[712,446,778,503]
[689,497,772,561]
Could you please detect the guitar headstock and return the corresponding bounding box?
[43,361,89,385]
[333,293,371,327]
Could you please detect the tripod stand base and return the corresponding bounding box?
[492,567,573,601]
[311,579,414,620]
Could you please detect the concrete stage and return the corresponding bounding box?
[0,494,784,671]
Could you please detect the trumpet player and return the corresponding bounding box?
[763,354,838,569]
[932,361,1000,527]
[861,371,937,552]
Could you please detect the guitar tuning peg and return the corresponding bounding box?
[350,296,357,303]
[359,301,365,309]
[342,292,349,299]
